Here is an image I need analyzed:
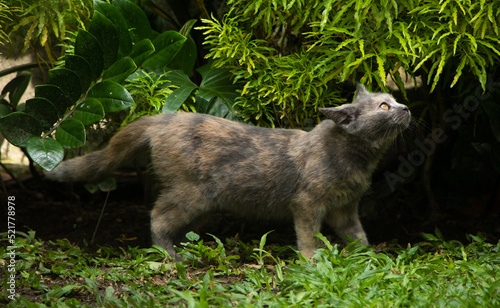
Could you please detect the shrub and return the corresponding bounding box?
[200,0,500,128]
[199,0,500,217]
[0,0,240,172]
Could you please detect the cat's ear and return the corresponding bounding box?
[356,84,369,97]
[319,106,359,125]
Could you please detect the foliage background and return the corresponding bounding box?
[201,0,500,125]
[0,0,497,237]
[1,0,500,306]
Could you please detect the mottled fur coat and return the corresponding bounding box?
[48,84,411,259]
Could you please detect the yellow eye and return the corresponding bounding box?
[380,103,390,110]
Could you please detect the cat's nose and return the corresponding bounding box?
[400,105,409,112]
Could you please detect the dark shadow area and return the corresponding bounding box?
[3,170,499,252]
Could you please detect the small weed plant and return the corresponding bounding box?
[1,229,499,307]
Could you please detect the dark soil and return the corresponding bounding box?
[3,167,500,253]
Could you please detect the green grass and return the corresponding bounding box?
[1,230,499,307]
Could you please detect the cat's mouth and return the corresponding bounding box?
[394,109,412,128]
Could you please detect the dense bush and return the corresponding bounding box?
[200,0,500,218]
[2,0,93,65]
[1,0,499,219]
[201,0,500,128]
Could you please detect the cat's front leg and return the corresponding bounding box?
[292,204,326,258]
[326,204,369,245]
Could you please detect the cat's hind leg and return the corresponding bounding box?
[150,188,207,261]
[325,204,369,245]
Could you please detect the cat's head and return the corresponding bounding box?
[319,84,411,145]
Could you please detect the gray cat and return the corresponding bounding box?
[47,84,411,259]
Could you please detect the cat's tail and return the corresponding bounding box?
[46,116,154,183]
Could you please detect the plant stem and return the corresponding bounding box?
[91,190,110,245]
[40,90,90,139]
[0,62,39,78]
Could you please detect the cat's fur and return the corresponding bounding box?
[47,84,411,259]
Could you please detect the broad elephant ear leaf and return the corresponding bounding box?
[161,65,240,116]
[168,19,198,75]
[162,86,196,114]
[197,64,239,106]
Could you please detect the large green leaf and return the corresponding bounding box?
[25,98,59,130]
[163,85,196,113]
[35,84,69,115]
[0,103,10,117]
[88,81,134,112]
[49,68,82,103]
[65,55,93,92]
[55,118,86,149]
[75,29,104,81]
[113,0,153,42]
[207,97,231,118]
[129,39,155,67]
[159,70,197,112]
[89,11,119,69]
[26,137,64,171]
[161,70,197,88]
[103,57,137,84]
[2,71,31,108]
[142,31,186,70]
[0,112,42,147]
[169,35,197,75]
[73,98,105,126]
[94,0,132,58]
[179,19,197,37]
[197,64,239,104]
[169,20,197,74]
[193,95,212,114]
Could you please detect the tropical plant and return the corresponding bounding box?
[0,0,19,46]
[0,0,240,172]
[5,0,93,65]
[200,6,346,128]
[199,0,500,218]
[200,0,500,128]
[121,70,176,127]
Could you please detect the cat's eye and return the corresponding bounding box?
[379,103,390,110]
